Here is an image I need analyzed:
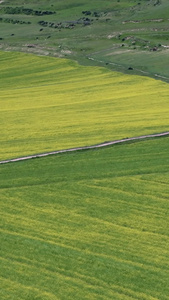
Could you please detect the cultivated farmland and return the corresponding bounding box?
[1,137,169,300]
[0,51,169,160]
[0,0,169,299]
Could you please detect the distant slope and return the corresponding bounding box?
[0,0,169,80]
[0,51,169,160]
[1,137,169,300]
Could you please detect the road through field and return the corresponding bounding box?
[0,131,169,165]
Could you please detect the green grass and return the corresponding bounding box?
[0,2,169,300]
[1,51,169,161]
[93,47,169,79]
[1,136,169,299]
[0,0,169,80]
[1,3,169,299]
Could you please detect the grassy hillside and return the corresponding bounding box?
[0,0,169,80]
[1,136,169,299]
[1,2,169,299]
[1,51,169,160]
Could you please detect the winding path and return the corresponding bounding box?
[87,56,169,83]
[0,131,169,165]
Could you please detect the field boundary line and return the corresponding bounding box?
[87,56,169,83]
[0,131,169,165]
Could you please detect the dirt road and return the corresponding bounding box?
[0,131,169,165]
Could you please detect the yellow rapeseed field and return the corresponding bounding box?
[0,51,169,160]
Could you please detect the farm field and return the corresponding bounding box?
[1,1,169,299]
[0,0,169,80]
[1,137,169,300]
[1,51,169,161]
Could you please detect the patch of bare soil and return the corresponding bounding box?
[105,49,132,56]
[122,19,164,24]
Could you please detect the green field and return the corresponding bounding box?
[0,0,169,80]
[1,51,169,160]
[1,1,169,299]
[1,137,169,299]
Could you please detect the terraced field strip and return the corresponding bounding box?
[0,131,169,165]
[1,136,169,299]
[1,52,169,161]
